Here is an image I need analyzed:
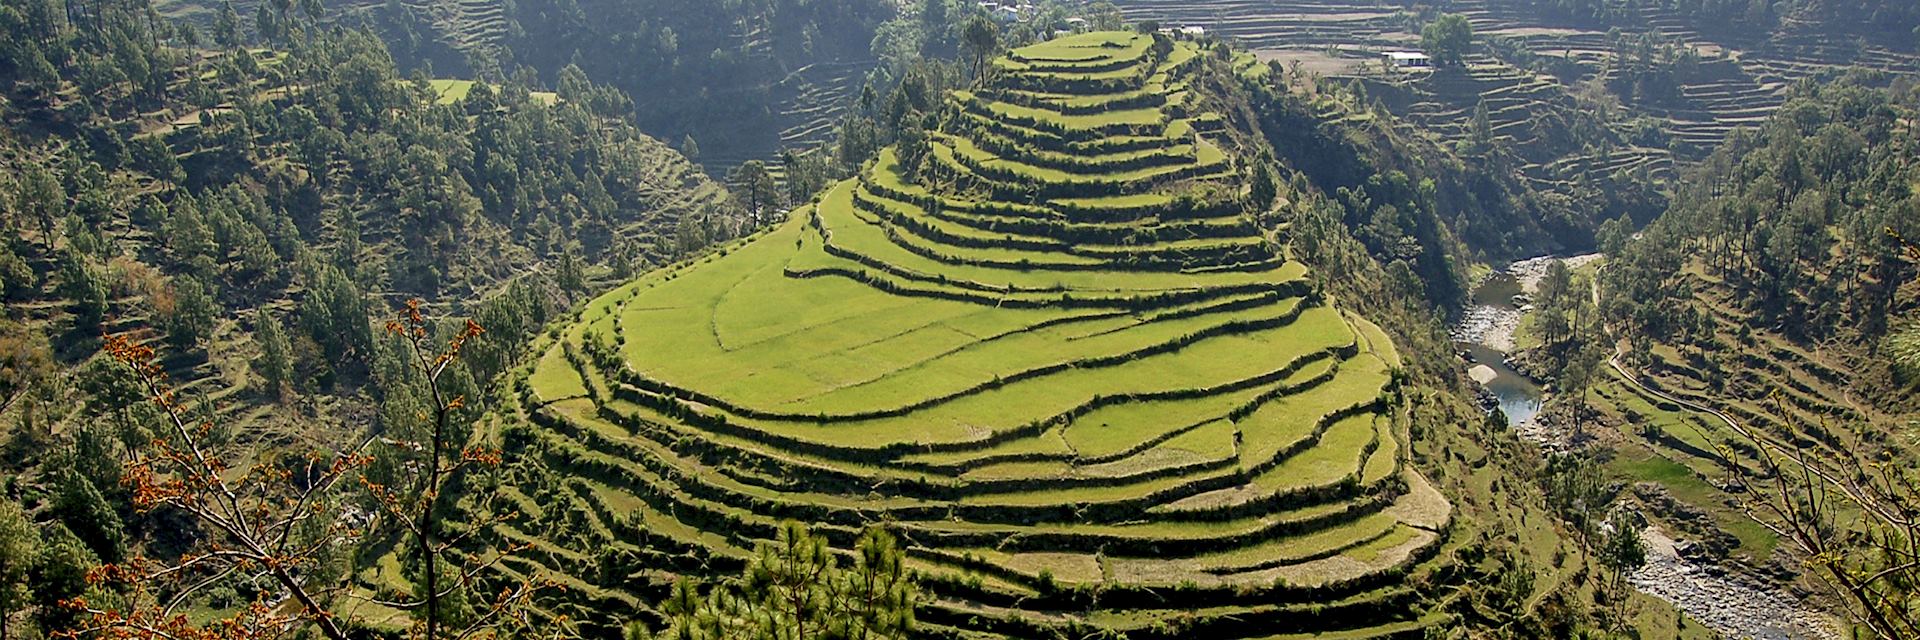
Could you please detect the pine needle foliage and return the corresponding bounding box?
[645,523,915,640]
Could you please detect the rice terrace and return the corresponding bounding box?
[501,31,1458,638]
[10,0,1920,634]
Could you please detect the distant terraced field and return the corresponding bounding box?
[488,32,1465,637]
[185,0,883,175]
[1111,0,1920,187]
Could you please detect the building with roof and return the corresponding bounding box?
[1382,51,1432,67]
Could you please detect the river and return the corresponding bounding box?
[1453,264,1550,427]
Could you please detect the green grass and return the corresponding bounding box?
[969,94,1165,131]
[1607,437,1780,559]
[1008,31,1152,63]
[429,78,474,104]
[528,344,589,402]
[1062,351,1324,460]
[1249,408,1381,490]
[1239,353,1385,467]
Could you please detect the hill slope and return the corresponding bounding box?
[1585,77,1918,569]
[1109,0,1920,233]
[0,5,742,606]
[492,31,1475,637]
[331,0,892,174]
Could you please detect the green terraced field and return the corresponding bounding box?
[496,32,1459,638]
[1111,0,1920,193]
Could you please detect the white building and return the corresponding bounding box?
[1382,51,1432,68]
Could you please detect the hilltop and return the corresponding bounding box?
[484,31,1499,637]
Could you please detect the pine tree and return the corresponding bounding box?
[962,16,999,79]
[680,135,701,163]
[1600,508,1647,597]
[50,470,124,563]
[56,251,110,332]
[556,249,585,293]
[16,167,63,253]
[254,308,294,399]
[1470,100,1494,150]
[727,160,778,224]
[215,0,243,47]
[161,274,217,348]
[1250,163,1279,213]
[0,498,39,640]
[30,524,96,635]
[646,523,915,640]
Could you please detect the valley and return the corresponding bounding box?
[1111,0,1920,208]
[1,1,1916,639]
[1457,255,1846,639]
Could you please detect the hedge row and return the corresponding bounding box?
[797,230,1310,311]
[927,139,1228,201]
[863,167,1249,233]
[998,66,1154,97]
[995,52,1151,76]
[955,126,1197,174]
[989,84,1167,116]
[543,376,1403,542]
[862,209,1269,274]
[953,91,1168,143]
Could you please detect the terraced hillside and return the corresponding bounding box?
[1582,266,1856,559]
[310,0,887,175]
[494,32,1464,637]
[1110,0,1920,192]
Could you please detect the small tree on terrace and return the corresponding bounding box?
[727,160,779,226]
[962,16,999,80]
[1597,507,1646,626]
[1421,13,1474,67]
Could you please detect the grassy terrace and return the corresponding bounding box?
[498,31,1459,638]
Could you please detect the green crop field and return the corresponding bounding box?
[491,31,1462,638]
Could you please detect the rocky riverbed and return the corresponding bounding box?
[1631,528,1841,640]
[1451,253,1603,351]
[1453,304,1524,352]
[1509,253,1603,291]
